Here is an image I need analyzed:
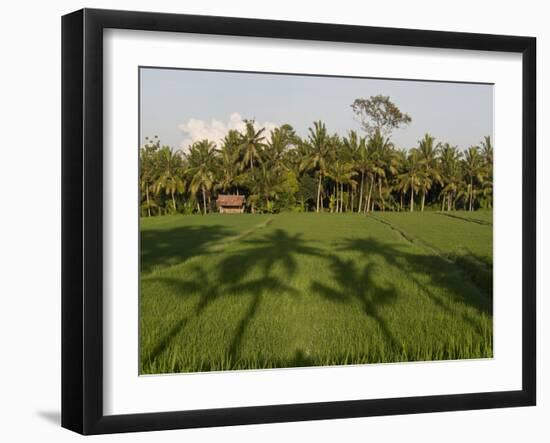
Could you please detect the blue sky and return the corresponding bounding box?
[140,67,493,152]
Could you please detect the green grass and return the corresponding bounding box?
[439,209,493,225]
[140,212,493,374]
[374,211,492,297]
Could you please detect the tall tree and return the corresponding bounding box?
[239,119,266,172]
[265,124,297,171]
[479,136,493,209]
[140,136,160,216]
[392,148,408,211]
[301,121,332,213]
[463,146,483,211]
[367,129,396,211]
[417,133,442,211]
[438,143,462,211]
[344,130,369,212]
[328,158,356,213]
[186,140,217,215]
[217,130,244,194]
[396,148,423,212]
[351,95,412,138]
[480,135,493,166]
[154,146,185,213]
[249,162,283,211]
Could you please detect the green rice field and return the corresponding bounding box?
[140,211,493,374]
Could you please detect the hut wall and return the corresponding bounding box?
[220,206,243,214]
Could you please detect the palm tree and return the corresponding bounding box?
[301,121,332,213]
[438,143,462,211]
[392,148,408,210]
[141,115,494,217]
[418,174,434,212]
[140,136,160,216]
[154,146,185,212]
[344,130,369,212]
[249,162,283,211]
[328,159,356,213]
[239,119,266,172]
[217,130,244,194]
[396,148,423,212]
[186,140,217,215]
[367,129,395,211]
[480,135,493,166]
[417,133,441,211]
[479,175,493,209]
[265,124,296,171]
[479,136,493,209]
[463,146,483,211]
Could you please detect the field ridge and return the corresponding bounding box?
[210,217,274,252]
[368,213,451,261]
[367,213,490,298]
[435,212,492,226]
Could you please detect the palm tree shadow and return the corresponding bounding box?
[141,265,223,366]
[142,317,189,368]
[215,229,322,364]
[225,277,300,363]
[142,228,491,372]
[140,224,233,273]
[311,255,400,351]
[336,237,492,332]
[142,231,308,369]
[217,229,323,284]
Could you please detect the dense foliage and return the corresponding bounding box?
[140,102,493,216]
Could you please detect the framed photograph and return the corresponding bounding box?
[61,8,536,435]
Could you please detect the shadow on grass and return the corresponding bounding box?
[309,237,492,358]
[337,237,492,317]
[141,226,492,373]
[217,229,324,284]
[143,317,190,367]
[142,230,314,370]
[452,251,493,298]
[311,256,400,351]
[140,224,233,274]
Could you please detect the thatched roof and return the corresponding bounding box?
[216,195,245,207]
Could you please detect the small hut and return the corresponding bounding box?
[216,195,245,214]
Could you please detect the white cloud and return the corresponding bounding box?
[178,112,279,152]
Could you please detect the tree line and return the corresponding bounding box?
[140,95,493,216]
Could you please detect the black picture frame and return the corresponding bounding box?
[61,8,536,435]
